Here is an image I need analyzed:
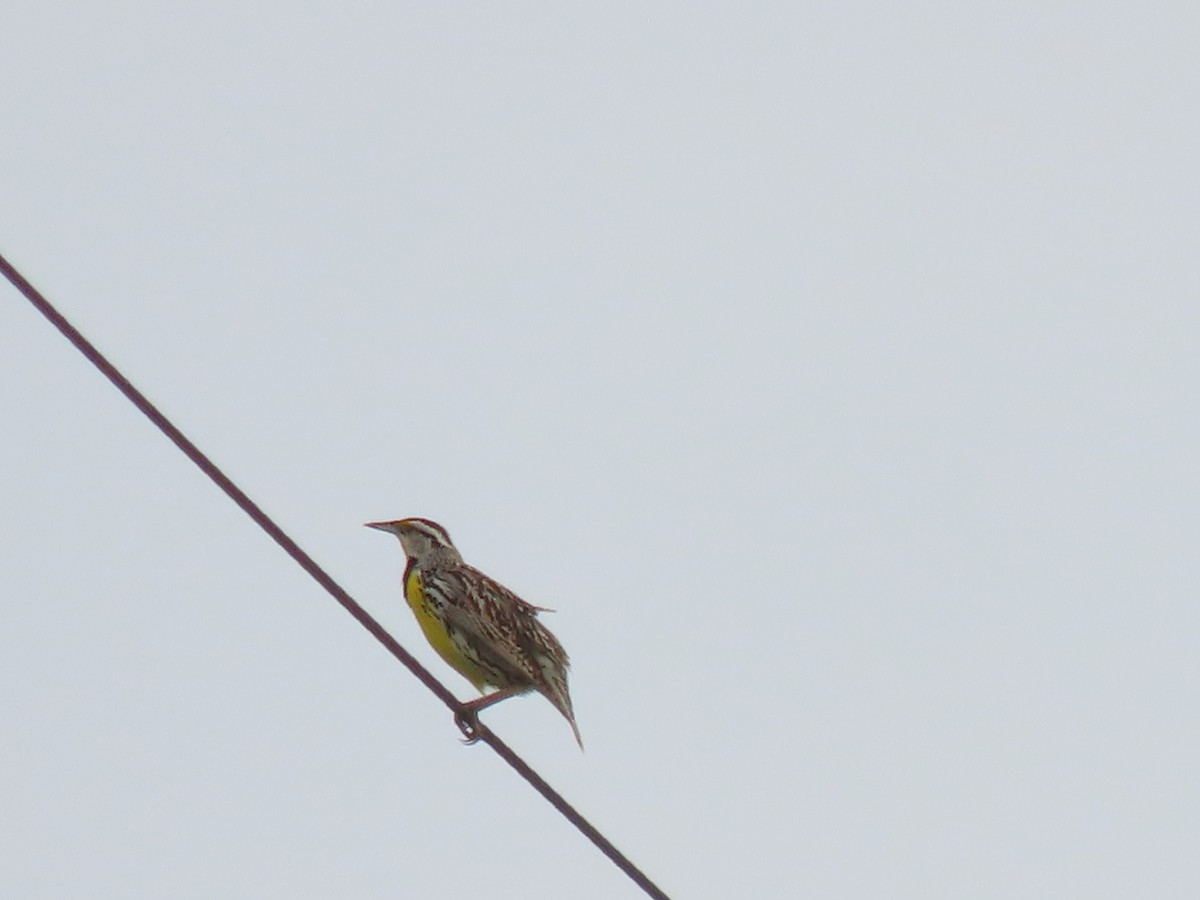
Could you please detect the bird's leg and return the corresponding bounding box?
[454,687,526,744]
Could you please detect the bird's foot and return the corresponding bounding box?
[454,706,487,745]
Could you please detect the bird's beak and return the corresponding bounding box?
[365,521,398,533]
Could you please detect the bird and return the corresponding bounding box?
[366,517,582,748]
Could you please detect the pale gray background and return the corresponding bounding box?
[2,4,1197,898]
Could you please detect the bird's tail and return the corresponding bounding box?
[540,673,583,751]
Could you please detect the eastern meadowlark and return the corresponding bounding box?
[367,517,582,748]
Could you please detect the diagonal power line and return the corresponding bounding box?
[1,252,671,900]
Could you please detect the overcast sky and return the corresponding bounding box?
[3,4,1198,898]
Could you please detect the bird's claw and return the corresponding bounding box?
[454,707,485,745]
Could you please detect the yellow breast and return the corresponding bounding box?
[405,567,491,692]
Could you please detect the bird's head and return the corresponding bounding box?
[365,517,462,565]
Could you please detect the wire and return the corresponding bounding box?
[2,252,672,900]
